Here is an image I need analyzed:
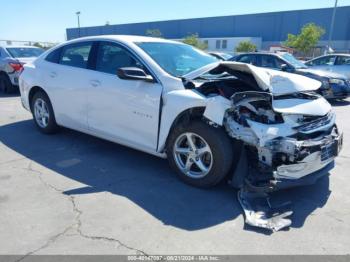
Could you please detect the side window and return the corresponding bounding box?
[95,42,140,75]
[260,55,278,69]
[311,56,336,66]
[336,56,350,65]
[275,58,287,70]
[59,43,92,69]
[237,55,256,65]
[45,48,62,63]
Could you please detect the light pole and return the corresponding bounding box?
[328,0,338,52]
[76,11,81,37]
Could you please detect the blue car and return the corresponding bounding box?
[231,52,350,100]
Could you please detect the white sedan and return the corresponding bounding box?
[19,35,342,191]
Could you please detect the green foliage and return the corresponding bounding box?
[145,29,162,38]
[235,41,257,52]
[182,33,208,50]
[283,23,325,54]
[33,42,44,49]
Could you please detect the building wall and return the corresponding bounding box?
[66,6,350,50]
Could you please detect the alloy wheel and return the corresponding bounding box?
[173,132,213,179]
[34,98,50,128]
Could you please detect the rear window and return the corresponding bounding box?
[59,43,92,69]
[6,47,44,58]
[45,48,62,63]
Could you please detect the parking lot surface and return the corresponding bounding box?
[0,94,349,257]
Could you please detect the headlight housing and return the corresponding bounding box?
[329,78,346,86]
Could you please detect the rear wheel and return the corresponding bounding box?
[31,91,59,134]
[167,120,234,188]
[0,74,12,93]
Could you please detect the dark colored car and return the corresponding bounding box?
[208,51,234,61]
[230,52,350,100]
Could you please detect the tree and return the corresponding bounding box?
[182,33,208,50]
[283,23,325,55]
[145,29,162,38]
[33,42,45,49]
[235,41,257,52]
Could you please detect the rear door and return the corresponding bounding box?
[41,42,94,131]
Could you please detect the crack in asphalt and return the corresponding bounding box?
[15,161,148,260]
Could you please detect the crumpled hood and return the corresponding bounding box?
[297,67,347,80]
[183,61,322,95]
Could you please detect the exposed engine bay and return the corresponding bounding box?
[184,63,343,232]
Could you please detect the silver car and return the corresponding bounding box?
[0,45,44,93]
[305,54,350,79]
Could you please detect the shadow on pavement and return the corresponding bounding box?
[0,119,331,232]
[0,91,20,98]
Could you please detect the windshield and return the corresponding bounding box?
[219,53,233,60]
[136,42,217,77]
[6,47,44,58]
[281,53,307,69]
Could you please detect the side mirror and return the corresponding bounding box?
[281,64,289,71]
[117,67,154,82]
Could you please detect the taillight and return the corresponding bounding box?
[9,62,24,72]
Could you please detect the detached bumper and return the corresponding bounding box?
[271,129,342,189]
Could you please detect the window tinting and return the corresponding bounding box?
[337,56,350,65]
[45,48,61,63]
[260,55,279,69]
[6,47,44,58]
[96,42,139,74]
[238,55,255,65]
[59,43,92,69]
[311,56,336,66]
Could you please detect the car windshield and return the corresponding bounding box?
[136,42,217,77]
[219,53,233,60]
[280,53,307,69]
[6,47,44,58]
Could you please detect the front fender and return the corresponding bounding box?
[157,90,231,152]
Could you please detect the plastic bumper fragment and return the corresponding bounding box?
[237,190,293,232]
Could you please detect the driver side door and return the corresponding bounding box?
[87,41,163,152]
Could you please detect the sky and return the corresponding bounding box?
[1,0,349,43]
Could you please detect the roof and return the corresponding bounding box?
[0,45,42,49]
[65,35,181,45]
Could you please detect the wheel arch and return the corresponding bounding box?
[28,86,50,112]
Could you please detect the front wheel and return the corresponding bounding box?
[167,120,234,188]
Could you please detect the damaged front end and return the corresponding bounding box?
[225,91,342,231]
[186,62,343,232]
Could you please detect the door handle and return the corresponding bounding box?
[49,72,57,78]
[90,80,101,87]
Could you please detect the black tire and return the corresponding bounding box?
[167,120,235,188]
[31,91,59,134]
[0,73,13,93]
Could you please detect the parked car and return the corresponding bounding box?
[19,36,341,192]
[208,51,234,61]
[305,54,350,79]
[0,45,44,93]
[231,52,350,100]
